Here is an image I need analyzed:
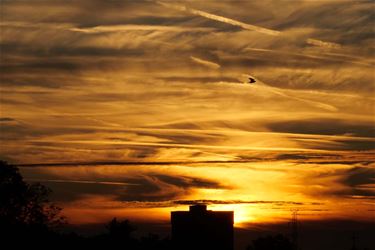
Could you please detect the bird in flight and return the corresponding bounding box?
[248,77,256,84]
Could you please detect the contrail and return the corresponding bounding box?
[157,1,279,36]
[243,48,373,67]
[25,178,138,186]
[240,74,338,112]
[70,24,214,33]
[190,56,221,69]
[157,1,340,48]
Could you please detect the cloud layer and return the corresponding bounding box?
[1,0,374,227]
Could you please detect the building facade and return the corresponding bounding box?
[171,204,234,250]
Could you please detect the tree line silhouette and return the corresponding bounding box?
[0,160,300,250]
[0,160,174,249]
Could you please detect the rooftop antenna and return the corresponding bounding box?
[290,209,299,250]
[351,233,357,250]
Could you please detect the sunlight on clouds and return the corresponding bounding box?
[1,0,374,228]
[19,161,375,226]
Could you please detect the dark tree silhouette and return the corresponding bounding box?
[246,234,294,250]
[106,217,136,240]
[0,161,65,232]
[0,161,173,248]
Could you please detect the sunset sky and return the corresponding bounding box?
[0,0,374,249]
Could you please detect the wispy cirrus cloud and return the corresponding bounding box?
[1,0,374,229]
[156,1,281,36]
[157,1,340,48]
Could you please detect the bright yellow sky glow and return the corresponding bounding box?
[1,0,374,234]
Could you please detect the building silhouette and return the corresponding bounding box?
[171,204,234,250]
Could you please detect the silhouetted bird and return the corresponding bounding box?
[248,77,256,84]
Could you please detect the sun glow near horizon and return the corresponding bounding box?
[1,0,374,240]
[19,159,375,228]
